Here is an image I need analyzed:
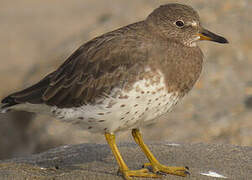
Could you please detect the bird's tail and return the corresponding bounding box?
[1,95,22,113]
[0,73,52,113]
[0,102,10,113]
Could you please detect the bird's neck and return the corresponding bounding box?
[147,43,203,95]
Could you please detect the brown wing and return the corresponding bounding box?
[2,22,149,108]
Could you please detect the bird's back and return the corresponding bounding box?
[0,21,154,111]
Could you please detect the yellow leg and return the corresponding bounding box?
[105,132,162,180]
[131,129,189,177]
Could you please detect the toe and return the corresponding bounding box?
[122,168,162,179]
[142,162,152,168]
[154,165,189,177]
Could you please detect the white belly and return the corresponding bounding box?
[49,71,180,133]
[10,70,180,133]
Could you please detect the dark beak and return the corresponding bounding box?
[198,28,228,44]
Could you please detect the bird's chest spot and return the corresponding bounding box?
[114,76,180,126]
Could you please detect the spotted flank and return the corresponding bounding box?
[1,68,181,133]
[50,69,180,133]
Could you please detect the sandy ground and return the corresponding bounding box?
[0,0,251,159]
[1,143,251,180]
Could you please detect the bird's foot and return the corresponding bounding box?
[143,163,189,177]
[117,168,162,180]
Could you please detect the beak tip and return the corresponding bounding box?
[209,35,229,44]
[220,37,229,44]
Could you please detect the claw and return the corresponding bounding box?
[185,170,190,175]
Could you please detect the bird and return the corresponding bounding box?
[0,3,228,180]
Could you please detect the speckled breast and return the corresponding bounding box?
[51,68,180,133]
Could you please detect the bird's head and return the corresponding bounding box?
[146,3,228,47]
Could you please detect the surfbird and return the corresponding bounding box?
[0,3,228,180]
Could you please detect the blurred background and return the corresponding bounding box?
[0,0,251,160]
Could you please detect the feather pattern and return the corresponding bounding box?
[1,21,152,109]
[1,5,204,111]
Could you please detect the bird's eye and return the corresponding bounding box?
[175,20,184,28]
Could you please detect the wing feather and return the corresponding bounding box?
[1,21,149,108]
